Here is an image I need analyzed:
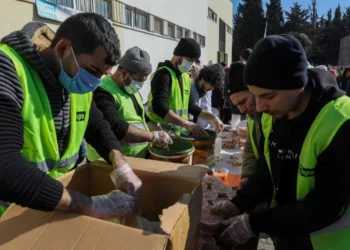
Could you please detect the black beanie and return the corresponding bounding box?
[227,62,246,95]
[173,38,201,60]
[244,34,308,90]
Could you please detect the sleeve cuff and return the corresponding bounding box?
[30,176,64,211]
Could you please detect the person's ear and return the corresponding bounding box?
[54,39,71,60]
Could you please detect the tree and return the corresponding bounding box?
[284,2,310,33]
[232,0,265,61]
[266,0,284,35]
[308,0,318,28]
[325,8,332,27]
[333,4,342,29]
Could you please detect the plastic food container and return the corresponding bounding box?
[202,199,209,209]
[212,167,229,181]
[202,181,208,190]
[203,175,221,188]
[200,208,223,235]
[212,197,230,205]
[203,189,218,203]
[227,189,237,199]
[195,233,216,250]
[211,182,232,197]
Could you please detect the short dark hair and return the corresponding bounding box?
[220,62,227,68]
[197,63,224,88]
[51,13,121,66]
[240,48,252,61]
[288,32,312,51]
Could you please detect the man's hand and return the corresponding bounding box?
[56,188,134,219]
[87,190,135,219]
[152,131,173,148]
[220,214,255,246]
[211,116,224,133]
[184,121,207,137]
[238,177,249,189]
[110,164,142,215]
[210,200,240,218]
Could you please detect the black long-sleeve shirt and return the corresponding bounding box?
[151,60,202,119]
[232,69,350,249]
[93,85,146,140]
[0,22,120,212]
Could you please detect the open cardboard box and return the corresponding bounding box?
[0,157,208,250]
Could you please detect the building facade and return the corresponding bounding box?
[207,0,233,66]
[339,35,350,67]
[1,0,232,99]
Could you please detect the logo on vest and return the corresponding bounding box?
[185,90,189,95]
[76,111,86,122]
[298,165,315,177]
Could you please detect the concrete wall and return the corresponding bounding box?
[339,35,350,67]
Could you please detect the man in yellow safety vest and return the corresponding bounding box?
[212,35,350,250]
[147,38,224,136]
[87,46,173,161]
[0,13,141,219]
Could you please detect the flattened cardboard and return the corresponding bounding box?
[0,157,207,250]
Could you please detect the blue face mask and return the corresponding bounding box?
[59,46,101,94]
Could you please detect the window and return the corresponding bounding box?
[124,5,133,26]
[154,17,162,34]
[134,9,148,30]
[227,25,232,34]
[177,26,183,39]
[75,0,93,12]
[193,32,205,46]
[95,0,111,19]
[168,23,175,38]
[185,29,190,38]
[208,8,217,22]
[47,0,73,7]
[198,34,206,47]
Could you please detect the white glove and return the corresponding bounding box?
[89,190,135,219]
[211,116,224,133]
[184,121,207,137]
[220,214,256,245]
[210,200,240,218]
[110,164,142,214]
[152,131,173,148]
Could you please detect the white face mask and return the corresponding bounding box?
[177,58,194,73]
[123,74,144,94]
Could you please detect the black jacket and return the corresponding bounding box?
[0,23,120,211]
[233,69,350,249]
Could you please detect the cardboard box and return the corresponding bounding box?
[0,157,208,250]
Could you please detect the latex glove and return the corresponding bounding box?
[220,214,255,246]
[110,164,142,214]
[88,190,135,219]
[152,131,173,148]
[210,200,240,218]
[211,116,224,133]
[184,121,207,137]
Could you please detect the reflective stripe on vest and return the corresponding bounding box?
[0,45,91,217]
[247,117,259,159]
[261,95,350,249]
[146,66,191,135]
[86,75,149,160]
